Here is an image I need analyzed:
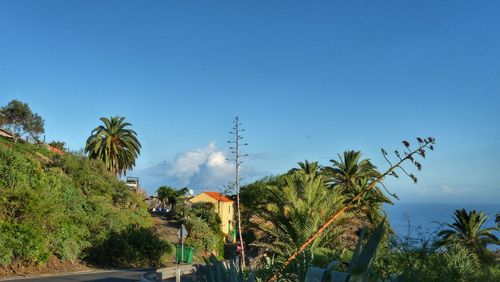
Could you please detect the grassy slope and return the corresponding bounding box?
[0,138,170,275]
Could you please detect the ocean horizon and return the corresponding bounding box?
[384,202,499,249]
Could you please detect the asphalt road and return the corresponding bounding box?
[0,269,148,282]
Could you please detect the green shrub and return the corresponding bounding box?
[372,233,439,280]
[438,244,480,282]
[184,217,225,260]
[0,222,50,265]
[87,226,173,268]
[191,202,222,234]
[477,264,500,281]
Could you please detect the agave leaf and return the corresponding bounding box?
[209,255,225,281]
[304,266,326,282]
[330,271,349,282]
[346,273,365,282]
[325,260,340,273]
[228,260,239,282]
[355,219,385,274]
[347,219,385,282]
[203,256,216,282]
[247,272,257,282]
[348,227,366,274]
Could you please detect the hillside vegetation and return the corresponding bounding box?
[0,138,171,270]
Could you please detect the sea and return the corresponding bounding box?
[384,202,499,249]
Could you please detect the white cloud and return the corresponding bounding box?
[165,142,221,185]
[136,142,237,193]
[416,184,455,195]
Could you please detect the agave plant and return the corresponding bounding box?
[194,255,260,282]
[303,219,386,282]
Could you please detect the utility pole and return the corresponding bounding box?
[228,116,248,269]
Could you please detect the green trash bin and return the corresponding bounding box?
[176,244,194,264]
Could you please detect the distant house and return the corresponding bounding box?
[189,192,235,237]
[0,128,14,140]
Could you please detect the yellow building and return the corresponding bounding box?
[188,192,235,237]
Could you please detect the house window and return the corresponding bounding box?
[228,205,231,213]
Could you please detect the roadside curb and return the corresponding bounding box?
[141,264,194,281]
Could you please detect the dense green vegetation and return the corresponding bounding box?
[240,152,395,260]
[231,138,500,281]
[0,138,171,268]
[149,185,226,261]
[170,199,225,260]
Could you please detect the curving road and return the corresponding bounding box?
[0,269,148,282]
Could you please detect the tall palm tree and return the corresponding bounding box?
[85,116,141,176]
[324,150,392,228]
[436,209,499,260]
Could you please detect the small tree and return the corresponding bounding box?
[0,100,45,143]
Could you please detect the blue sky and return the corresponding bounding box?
[1,1,499,203]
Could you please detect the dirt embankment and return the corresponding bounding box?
[0,256,91,278]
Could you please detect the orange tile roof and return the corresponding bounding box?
[47,145,65,155]
[203,192,233,202]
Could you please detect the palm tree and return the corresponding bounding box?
[436,209,499,260]
[254,171,347,256]
[156,186,189,210]
[85,116,141,176]
[288,160,322,178]
[324,150,392,228]
[324,150,380,192]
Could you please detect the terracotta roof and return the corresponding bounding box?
[47,145,64,155]
[203,192,233,202]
